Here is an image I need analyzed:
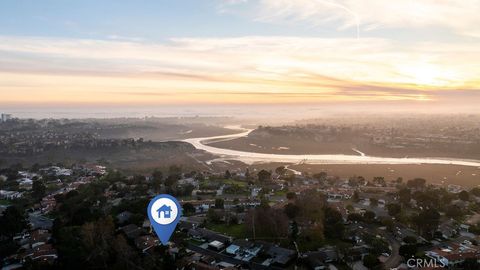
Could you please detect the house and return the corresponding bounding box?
[116,211,132,224]
[23,243,58,264]
[157,205,172,219]
[228,239,262,262]
[28,213,53,230]
[30,229,51,247]
[215,261,236,269]
[187,228,232,245]
[425,242,480,268]
[226,244,240,255]
[305,247,338,269]
[134,235,159,253]
[208,240,225,251]
[262,244,296,267]
[460,224,470,232]
[439,220,458,239]
[178,219,198,232]
[345,245,370,261]
[18,178,33,190]
[40,196,56,213]
[0,190,24,200]
[142,219,152,233]
[120,224,142,240]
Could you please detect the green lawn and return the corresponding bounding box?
[187,238,205,246]
[0,199,11,206]
[208,223,247,239]
[273,190,287,197]
[222,179,248,187]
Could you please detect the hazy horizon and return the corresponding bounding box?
[2,102,480,120]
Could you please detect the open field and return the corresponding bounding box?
[289,163,480,187]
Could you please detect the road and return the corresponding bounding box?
[384,235,402,269]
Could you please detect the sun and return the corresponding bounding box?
[411,65,439,86]
[397,63,455,87]
[404,64,441,86]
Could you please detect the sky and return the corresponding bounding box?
[1,0,480,112]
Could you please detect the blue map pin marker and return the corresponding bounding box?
[147,194,182,245]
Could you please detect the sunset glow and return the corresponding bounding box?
[1,1,479,107]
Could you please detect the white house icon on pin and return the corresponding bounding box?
[157,204,172,219]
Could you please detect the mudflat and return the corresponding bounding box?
[289,163,480,187]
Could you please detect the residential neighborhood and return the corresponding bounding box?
[2,160,480,269]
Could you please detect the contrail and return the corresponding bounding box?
[313,0,361,39]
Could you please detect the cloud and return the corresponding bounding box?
[0,35,479,105]
[222,0,480,37]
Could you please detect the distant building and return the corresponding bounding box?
[1,113,12,122]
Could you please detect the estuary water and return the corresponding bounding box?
[183,128,480,167]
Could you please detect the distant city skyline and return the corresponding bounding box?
[1,0,480,110]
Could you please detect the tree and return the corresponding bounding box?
[182,203,196,214]
[0,206,27,237]
[152,169,163,193]
[111,234,140,269]
[370,198,378,207]
[413,208,440,238]
[32,180,46,200]
[207,208,221,224]
[387,203,402,217]
[324,207,344,239]
[165,165,182,187]
[459,190,470,201]
[284,203,300,220]
[289,220,299,239]
[257,170,271,182]
[245,168,252,180]
[224,170,232,179]
[214,198,224,209]
[463,258,480,270]
[130,174,146,185]
[407,178,426,189]
[373,176,386,186]
[352,190,360,203]
[398,188,411,207]
[286,192,296,200]
[31,163,41,172]
[445,204,464,219]
[297,190,326,222]
[399,244,417,259]
[56,226,89,269]
[470,187,480,197]
[403,236,417,244]
[227,214,238,225]
[363,210,376,223]
[245,207,288,239]
[275,166,287,176]
[347,213,363,222]
[412,190,439,209]
[81,216,116,268]
[363,254,382,269]
[348,176,360,187]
